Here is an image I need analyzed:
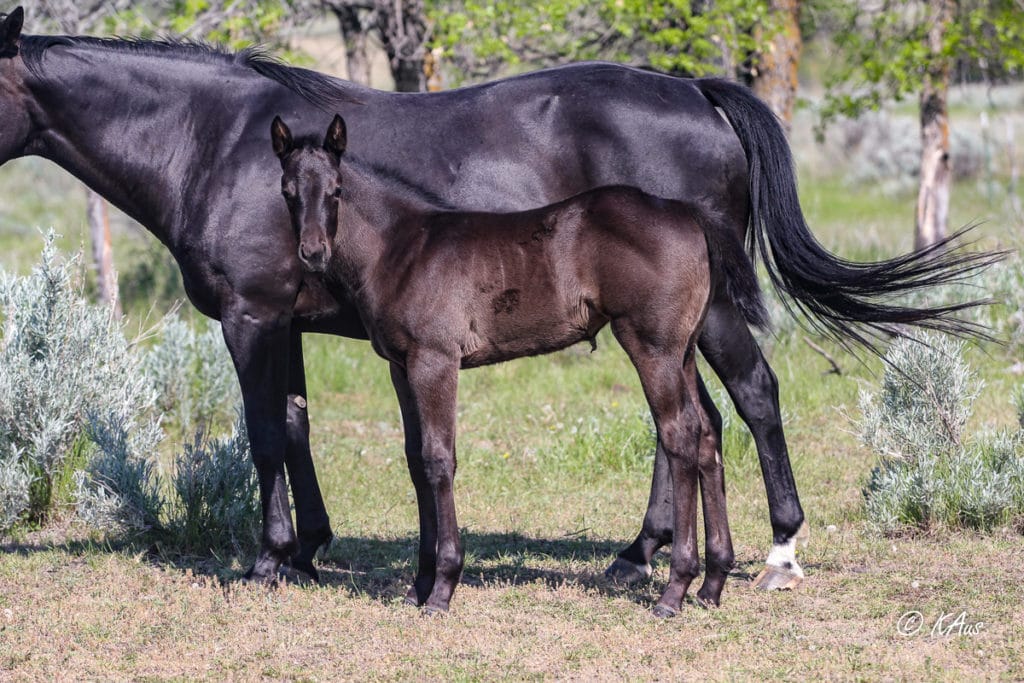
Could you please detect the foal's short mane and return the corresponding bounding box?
[17,34,361,109]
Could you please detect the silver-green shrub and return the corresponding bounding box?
[0,233,156,530]
[860,333,1024,533]
[2,238,258,558]
[164,416,259,554]
[75,411,166,533]
[143,312,239,435]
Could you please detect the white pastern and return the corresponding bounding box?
[765,537,804,578]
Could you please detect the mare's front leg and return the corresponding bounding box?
[389,362,438,606]
[402,350,464,614]
[222,303,298,581]
[284,330,333,581]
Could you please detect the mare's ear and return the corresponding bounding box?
[324,114,347,158]
[1,7,24,56]
[270,116,293,159]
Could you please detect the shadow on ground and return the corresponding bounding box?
[1,530,772,608]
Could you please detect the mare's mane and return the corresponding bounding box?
[17,33,361,109]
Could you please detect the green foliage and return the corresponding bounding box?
[859,333,1024,533]
[431,0,774,83]
[818,0,1024,130]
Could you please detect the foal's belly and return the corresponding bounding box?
[458,294,608,369]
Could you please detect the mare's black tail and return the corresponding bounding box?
[695,78,1002,350]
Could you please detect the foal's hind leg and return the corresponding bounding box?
[693,378,734,607]
[283,331,333,582]
[390,362,440,606]
[605,369,719,585]
[612,320,702,617]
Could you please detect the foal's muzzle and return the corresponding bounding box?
[298,241,330,273]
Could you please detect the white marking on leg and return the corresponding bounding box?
[766,537,804,578]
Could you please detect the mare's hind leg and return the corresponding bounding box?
[283,330,333,582]
[700,298,805,589]
[694,378,734,607]
[612,320,702,617]
[390,362,439,606]
[606,297,806,589]
[605,369,718,584]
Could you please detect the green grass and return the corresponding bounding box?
[2,93,1024,679]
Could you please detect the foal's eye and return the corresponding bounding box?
[332,187,343,198]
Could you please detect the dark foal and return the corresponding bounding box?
[272,115,769,615]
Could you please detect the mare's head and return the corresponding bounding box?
[271,114,347,273]
[0,7,32,164]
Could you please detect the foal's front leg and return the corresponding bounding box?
[389,362,439,606]
[402,349,464,614]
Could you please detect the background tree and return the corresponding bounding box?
[819,0,1024,248]
[323,0,431,90]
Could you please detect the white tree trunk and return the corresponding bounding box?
[87,188,121,317]
[914,0,954,250]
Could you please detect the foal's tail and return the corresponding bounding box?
[695,78,1002,349]
[700,212,770,331]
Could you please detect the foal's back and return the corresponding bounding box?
[374,186,712,368]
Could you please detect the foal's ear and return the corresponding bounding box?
[270,116,293,159]
[1,7,24,56]
[324,114,347,158]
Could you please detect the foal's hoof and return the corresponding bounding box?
[604,557,653,585]
[651,603,678,619]
[752,565,803,591]
[421,604,448,618]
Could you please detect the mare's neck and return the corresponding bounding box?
[24,43,270,247]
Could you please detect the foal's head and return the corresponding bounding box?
[270,114,348,273]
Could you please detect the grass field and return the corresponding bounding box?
[2,92,1024,679]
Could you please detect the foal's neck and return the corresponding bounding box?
[333,159,437,282]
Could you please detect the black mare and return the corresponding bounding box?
[272,114,773,613]
[0,7,992,588]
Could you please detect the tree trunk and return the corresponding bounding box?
[751,0,802,132]
[87,188,121,317]
[914,0,955,250]
[375,0,428,93]
[330,4,373,86]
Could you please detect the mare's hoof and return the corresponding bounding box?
[604,557,653,585]
[280,561,319,586]
[421,604,448,618]
[240,569,279,587]
[651,603,678,619]
[752,565,802,591]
